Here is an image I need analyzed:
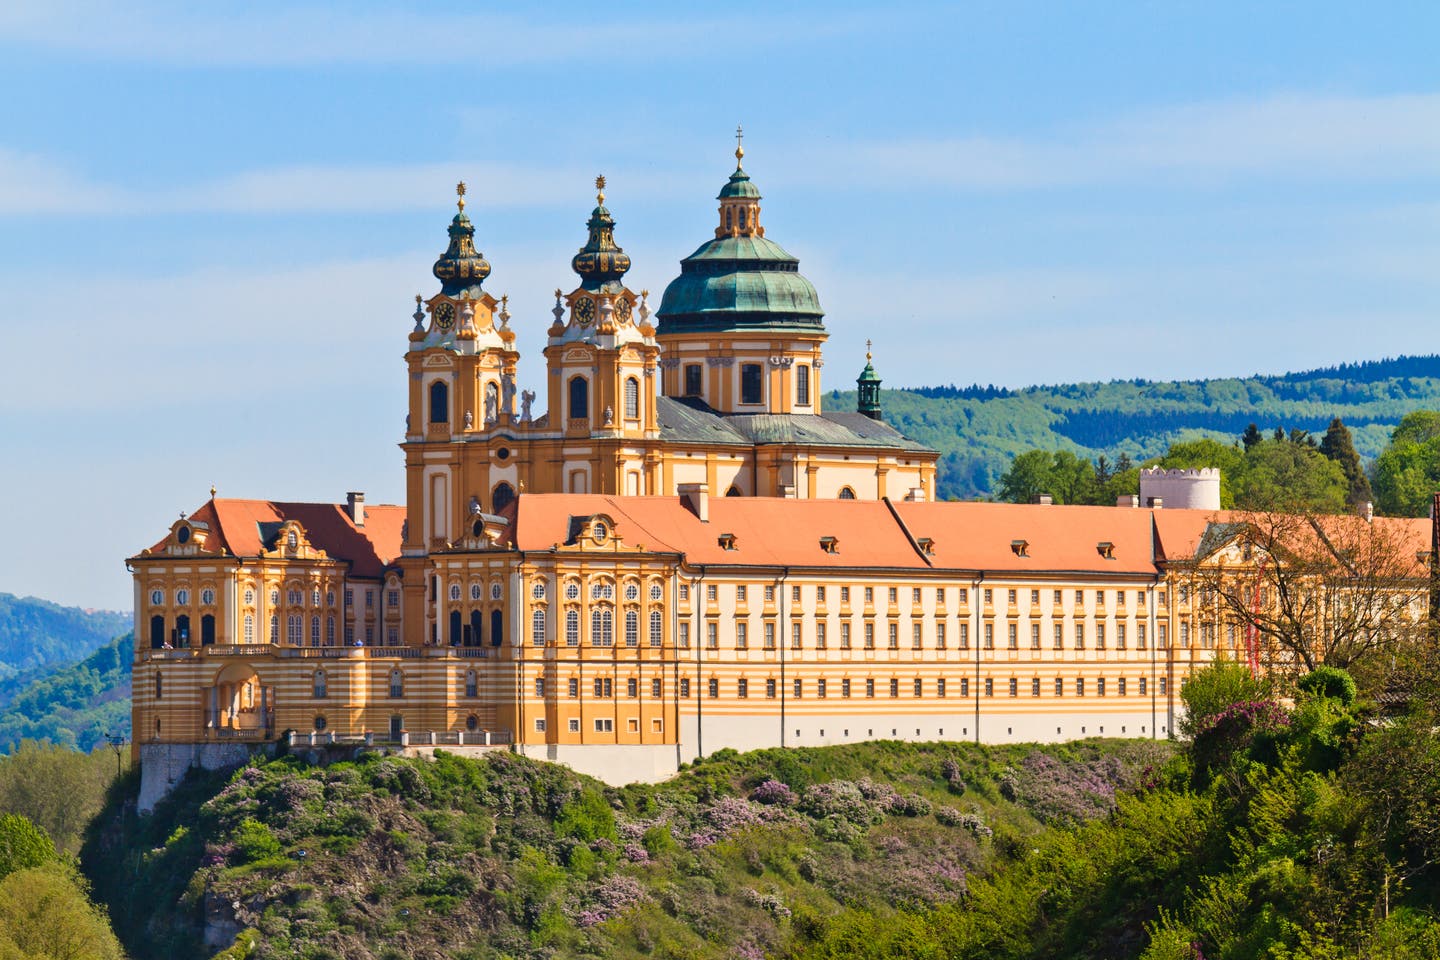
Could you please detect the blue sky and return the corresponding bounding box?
[1,1,1438,609]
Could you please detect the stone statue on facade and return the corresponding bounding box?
[520,389,535,422]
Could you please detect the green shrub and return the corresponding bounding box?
[233,818,282,863]
[1295,666,1357,706]
[1180,658,1268,739]
[554,788,616,843]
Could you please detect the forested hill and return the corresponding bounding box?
[0,594,130,684]
[829,354,1440,500]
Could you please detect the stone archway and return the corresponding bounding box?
[207,663,274,737]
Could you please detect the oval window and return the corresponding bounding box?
[465,714,479,732]
[176,526,191,544]
[314,715,328,732]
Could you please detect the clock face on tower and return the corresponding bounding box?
[574,297,595,326]
[614,297,632,322]
[435,301,455,331]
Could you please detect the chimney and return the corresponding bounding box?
[1031,494,1053,506]
[1116,495,1139,508]
[346,491,366,527]
[678,483,709,522]
[1147,496,1164,509]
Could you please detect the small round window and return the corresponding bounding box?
[176,526,191,544]
[314,715,328,732]
[565,582,579,601]
[624,584,639,602]
[592,522,608,542]
[531,582,546,600]
[649,585,662,601]
[465,714,479,732]
[496,448,510,461]
[244,589,255,605]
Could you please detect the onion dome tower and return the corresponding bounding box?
[856,340,883,421]
[570,177,633,294]
[431,182,492,298]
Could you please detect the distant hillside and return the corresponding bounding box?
[0,633,132,753]
[0,594,130,685]
[830,353,1440,500]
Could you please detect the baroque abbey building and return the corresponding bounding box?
[128,144,1431,803]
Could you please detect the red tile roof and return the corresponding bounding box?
[143,499,404,579]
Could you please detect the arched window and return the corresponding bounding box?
[465,670,478,698]
[244,614,255,643]
[149,615,165,649]
[591,608,613,647]
[287,615,302,645]
[389,669,404,698]
[449,610,462,646]
[286,530,298,550]
[796,364,811,406]
[175,614,190,646]
[313,669,327,699]
[490,609,503,647]
[624,377,639,420]
[624,610,639,647]
[492,482,516,513]
[310,616,320,646]
[269,615,280,644]
[531,609,546,647]
[566,609,579,647]
[649,609,662,648]
[838,486,856,500]
[568,376,588,420]
[469,610,483,647]
[325,616,335,646]
[429,380,449,424]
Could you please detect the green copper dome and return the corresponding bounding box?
[656,164,824,336]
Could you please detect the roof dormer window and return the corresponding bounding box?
[819,536,839,554]
[176,526,191,545]
[1097,541,1115,559]
[1011,539,1029,557]
[917,537,935,557]
[718,533,737,551]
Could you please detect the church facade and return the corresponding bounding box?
[128,144,1430,797]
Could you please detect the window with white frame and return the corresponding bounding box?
[531,609,546,646]
[649,610,662,647]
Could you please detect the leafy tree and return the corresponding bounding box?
[0,865,122,960]
[1178,658,1268,739]
[997,450,1059,503]
[1319,417,1374,508]
[1243,422,1264,450]
[0,814,54,880]
[1232,440,1348,513]
[0,742,116,853]
[1372,410,1440,516]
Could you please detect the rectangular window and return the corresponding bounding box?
[764,622,776,649]
[1160,677,1167,695]
[841,622,852,649]
[1159,590,1167,607]
[960,678,969,697]
[678,622,690,648]
[936,623,946,649]
[569,718,580,732]
[1076,623,1086,650]
[865,587,874,604]
[1137,623,1147,649]
[816,586,826,603]
[1054,624,1063,649]
[1008,677,1018,697]
[736,622,748,649]
[684,364,702,397]
[913,678,922,697]
[1097,590,1106,608]
[535,678,545,698]
[958,623,969,649]
[1031,589,1040,605]
[594,718,613,733]
[1076,678,1085,697]
[818,679,827,698]
[736,585,747,603]
[627,678,638,698]
[816,622,827,649]
[738,679,748,698]
[679,584,690,601]
[984,588,993,604]
[888,623,899,649]
[842,679,852,698]
[680,678,691,698]
[793,585,802,603]
[1075,589,1084,605]
[534,718,546,732]
[1030,623,1041,649]
[706,584,717,602]
[765,586,775,602]
[1055,677,1064,696]
[740,363,763,404]
[708,678,719,698]
[841,586,850,603]
[1139,677,1147,696]
[912,587,922,604]
[793,679,802,698]
[864,623,875,649]
[937,678,946,697]
[792,623,802,649]
[958,588,968,604]
[1158,624,1168,649]
[766,679,777,699]
[568,678,578,698]
[1007,623,1018,649]
[889,678,899,698]
[1097,678,1106,697]
[1118,678,1127,696]
[984,623,994,649]
[866,679,875,698]
[936,587,945,604]
[984,678,993,697]
[707,622,718,649]
[888,587,898,604]
[912,623,923,649]
[796,363,811,405]
[1117,624,1127,650]
[1096,624,1106,650]
[1008,589,1017,605]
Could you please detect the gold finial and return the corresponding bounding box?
[415,293,422,304]
[456,180,466,212]
[866,339,873,362]
[210,484,217,499]
[500,294,508,308]
[554,287,563,299]
[595,174,606,205]
[735,124,744,165]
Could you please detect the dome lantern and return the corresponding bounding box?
[570,175,633,293]
[431,181,492,298]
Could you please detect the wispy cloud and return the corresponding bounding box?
[818,93,1440,190]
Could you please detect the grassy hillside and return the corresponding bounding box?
[82,739,1169,960]
[0,633,133,753]
[0,593,130,686]
[830,354,1440,499]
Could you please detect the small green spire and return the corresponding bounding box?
[857,340,882,420]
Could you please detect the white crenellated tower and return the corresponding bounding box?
[1139,467,1221,510]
